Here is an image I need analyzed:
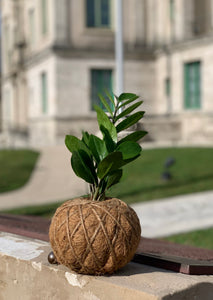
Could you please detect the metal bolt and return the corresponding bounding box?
[48,251,58,264]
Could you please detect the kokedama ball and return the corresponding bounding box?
[49,197,141,275]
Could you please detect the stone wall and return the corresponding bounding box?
[1,232,213,299]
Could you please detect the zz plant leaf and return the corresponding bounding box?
[65,92,147,201]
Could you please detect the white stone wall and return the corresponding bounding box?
[55,57,155,116]
[24,0,55,56]
[27,56,57,118]
[1,0,213,147]
[1,81,14,131]
[124,60,156,115]
[26,55,57,146]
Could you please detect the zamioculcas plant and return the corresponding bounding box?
[49,92,147,275]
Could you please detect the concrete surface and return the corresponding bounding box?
[0,145,213,238]
[0,232,213,300]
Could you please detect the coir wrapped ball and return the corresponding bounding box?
[49,197,141,275]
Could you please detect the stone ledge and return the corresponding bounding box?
[0,232,213,299]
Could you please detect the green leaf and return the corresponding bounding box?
[118,93,139,102]
[97,152,123,180]
[115,101,143,122]
[121,154,141,166]
[116,111,145,133]
[100,125,116,153]
[118,98,141,109]
[116,141,142,160]
[94,105,117,143]
[117,130,148,145]
[81,131,90,147]
[106,169,123,189]
[89,135,107,163]
[71,150,98,184]
[98,94,113,117]
[65,135,90,155]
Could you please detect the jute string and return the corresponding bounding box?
[49,198,141,274]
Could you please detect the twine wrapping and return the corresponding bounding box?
[49,198,141,275]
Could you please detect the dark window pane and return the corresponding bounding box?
[86,0,95,27]
[184,62,201,109]
[101,0,110,26]
[86,0,110,28]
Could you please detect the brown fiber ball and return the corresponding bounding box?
[49,197,141,275]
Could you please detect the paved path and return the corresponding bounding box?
[131,191,213,238]
[0,145,87,210]
[0,145,213,238]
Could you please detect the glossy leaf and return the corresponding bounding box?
[71,150,97,184]
[100,125,116,153]
[116,111,145,133]
[106,169,123,189]
[97,152,123,180]
[98,94,113,117]
[117,130,148,145]
[82,131,90,147]
[94,105,117,143]
[122,154,141,166]
[65,135,90,155]
[118,97,141,109]
[89,135,107,163]
[118,93,138,102]
[116,141,142,160]
[115,101,143,122]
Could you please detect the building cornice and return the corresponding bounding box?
[157,35,213,55]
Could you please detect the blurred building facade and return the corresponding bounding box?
[1,0,213,147]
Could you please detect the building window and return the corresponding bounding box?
[86,0,111,28]
[91,69,113,110]
[41,0,48,35]
[29,9,35,46]
[169,0,175,22]
[41,72,48,113]
[165,77,171,97]
[184,61,201,109]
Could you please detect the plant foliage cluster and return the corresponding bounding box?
[65,92,147,201]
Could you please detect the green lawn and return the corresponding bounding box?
[108,147,213,204]
[164,227,213,250]
[0,149,39,193]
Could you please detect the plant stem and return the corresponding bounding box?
[92,186,100,201]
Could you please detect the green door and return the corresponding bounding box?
[184,61,201,109]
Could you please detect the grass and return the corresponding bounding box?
[0,149,39,193]
[164,227,213,250]
[108,147,213,204]
[3,201,63,218]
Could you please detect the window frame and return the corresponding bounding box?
[184,61,201,110]
[86,0,111,28]
[41,72,48,114]
[41,0,48,36]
